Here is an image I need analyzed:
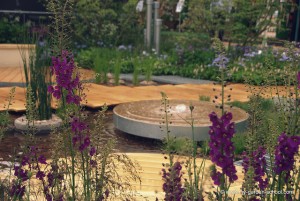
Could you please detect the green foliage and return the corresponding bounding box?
[0,17,26,43]
[76,48,95,68]
[141,55,156,82]
[161,31,211,52]
[162,137,194,155]
[132,57,140,86]
[199,95,210,102]
[232,133,247,155]
[182,48,215,66]
[0,87,15,140]
[20,38,52,121]
[113,56,122,85]
[229,98,283,155]
[72,0,117,46]
[159,0,181,30]
[72,0,143,47]
[47,0,74,54]
[183,0,284,46]
[116,0,144,45]
[230,0,281,46]
[228,100,249,111]
[93,48,115,83]
[183,0,231,38]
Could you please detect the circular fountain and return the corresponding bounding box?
[113,100,249,141]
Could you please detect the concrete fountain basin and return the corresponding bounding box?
[113,100,249,141]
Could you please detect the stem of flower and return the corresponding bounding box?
[81,152,87,198]
[190,109,198,199]
[221,69,225,116]
[68,131,76,201]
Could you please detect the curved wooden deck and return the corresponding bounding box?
[0,81,289,112]
[0,83,249,112]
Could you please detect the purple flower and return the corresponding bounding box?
[279,52,291,61]
[72,135,79,145]
[38,155,47,164]
[14,166,29,182]
[47,85,54,93]
[212,54,229,69]
[71,117,87,133]
[47,172,54,187]
[10,183,26,198]
[46,194,52,201]
[208,112,238,185]
[79,144,85,152]
[21,155,30,166]
[90,147,96,156]
[36,170,46,180]
[242,146,268,191]
[104,189,109,198]
[78,136,91,152]
[48,50,81,105]
[90,160,97,167]
[162,162,184,200]
[274,133,300,178]
[52,89,62,99]
[211,169,222,185]
[84,137,90,147]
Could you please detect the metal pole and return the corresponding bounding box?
[155,19,162,55]
[153,1,160,45]
[146,0,153,49]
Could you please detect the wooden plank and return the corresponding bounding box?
[6,67,23,82]
[1,83,288,112]
[0,87,26,112]
[0,68,12,82]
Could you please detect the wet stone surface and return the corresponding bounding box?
[114,100,248,126]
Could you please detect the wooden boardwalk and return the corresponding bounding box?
[0,67,288,113]
[0,67,25,83]
[0,83,253,112]
[0,66,95,85]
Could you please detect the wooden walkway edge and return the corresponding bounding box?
[0,83,251,112]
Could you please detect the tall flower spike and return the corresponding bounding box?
[274,133,300,178]
[208,112,238,185]
[162,162,184,200]
[242,146,268,191]
[48,50,81,105]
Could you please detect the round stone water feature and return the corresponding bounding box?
[113,100,249,141]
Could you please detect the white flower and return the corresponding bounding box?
[118,45,127,50]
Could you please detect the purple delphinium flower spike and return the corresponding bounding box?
[242,146,268,192]
[208,112,238,185]
[274,133,300,179]
[48,50,81,105]
[162,161,184,200]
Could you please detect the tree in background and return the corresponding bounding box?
[182,0,232,40]
[183,0,289,47]
[229,0,282,46]
[72,0,144,47]
[159,0,179,30]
